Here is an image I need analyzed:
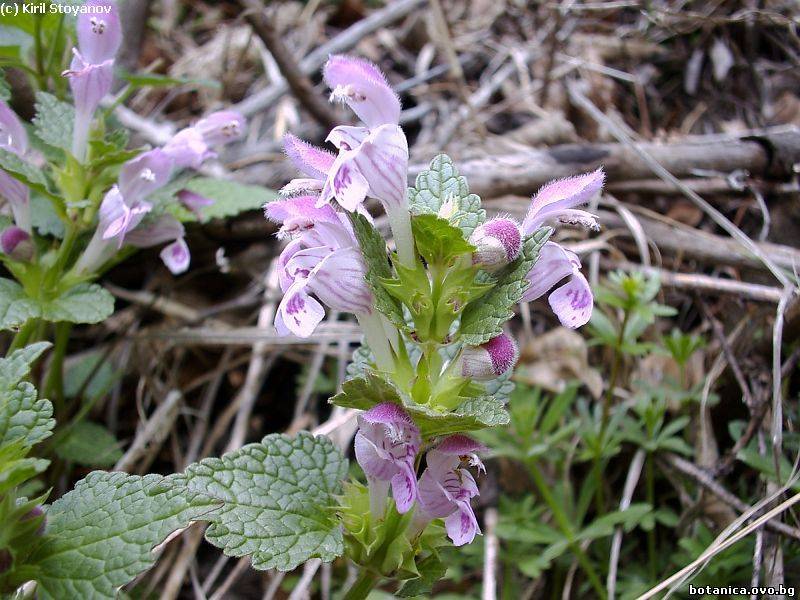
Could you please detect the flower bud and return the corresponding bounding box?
[1,226,33,261]
[458,333,519,380]
[469,217,521,272]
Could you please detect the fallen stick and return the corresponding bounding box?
[414,127,800,199]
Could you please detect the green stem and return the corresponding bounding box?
[33,16,46,89]
[527,461,607,599]
[44,322,71,417]
[593,308,631,512]
[343,569,380,600]
[8,319,38,353]
[646,452,657,581]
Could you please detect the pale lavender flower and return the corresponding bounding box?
[354,402,420,516]
[265,195,373,337]
[469,217,522,272]
[417,435,486,546]
[62,0,121,160]
[319,55,414,266]
[522,241,593,328]
[458,333,519,381]
[520,169,603,328]
[0,226,33,261]
[0,100,31,232]
[159,238,190,274]
[521,169,604,234]
[100,149,172,244]
[163,111,246,168]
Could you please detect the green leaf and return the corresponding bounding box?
[397,552,447,597]
[0,278,40,331]
[40,283,114,324]
[408,154,486,237]
[331,374,509,437]
[31,194,66,238]
[348,212,406,329]
[119,70,221,90]
[28,471,219,599]
[174,432,348,571]
[0,342,50,387]
[64,351,118,401]
[0,148,54,199]
[0,342,54,448]
[55,421,122,467]
[411,213,474,265]
[182,177,279,222]
[459,228,552,345]
[33,92,74,151]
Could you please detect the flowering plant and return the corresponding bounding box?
[0,3,603,596]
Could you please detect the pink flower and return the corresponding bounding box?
[62,1,121,160]
[280,133,335,196]
[522,242,593,328]
[520,169,603,328]
[458,333,519,380]
[317,55,415,266]
[354,403,420,516]
[417,435,486,546]
[177,189,214,219]
[469,217,522,272]
[522,169,604,234]
[0,100,31,232]
[266,196,373,337]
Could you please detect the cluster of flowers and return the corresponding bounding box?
[267,55,604,546]
[0,0,246,275]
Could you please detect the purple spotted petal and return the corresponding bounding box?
[354,402,420,514]
[323,55,401,128]
[283,133,335,180]
[350,124,408,210]
[521,242,575,302]
[118,149,173,202]
[0,100,28,154]
[304,246,373,314]
[159,237,190,274]
[319,151,370,212]
[445,502,481,546]
[522,168,605,234]
[76,0,121,64]
[274,280,325,338]
[265,195,340,239]
[549,270,593,328]
[194,111,246,146]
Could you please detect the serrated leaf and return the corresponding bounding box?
[28,471,219,599]
[0,382,54,448]
[397,552,447,597]
[40,283,114,324]
[0,278,40,331]
[348,212,406,329]
[31,194,66,238]
[459,228,552,345]
[411,213,474,265]
[175,432,348,572]
[0,147,54,198]
[55,421,122,467]
[0,342,50,387]
[331,374,509,437]
[408,154,486,237]
[33,92,74,151]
